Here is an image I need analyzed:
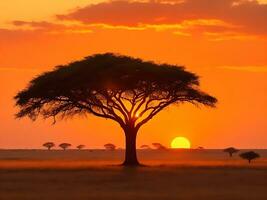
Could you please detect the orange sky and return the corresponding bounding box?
[0,0,266,149]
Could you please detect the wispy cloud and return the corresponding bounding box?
[204,31,258,41]
[219,66,267,73]
[9,19,243,40]
[0,67,40,72]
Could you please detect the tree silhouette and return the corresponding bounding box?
[240,151,260,163]
[223,147,239,157]
[152,143,167,150]
[14,53,217,166]
[104,143,116,150]
[140,144,151,149]
[59,143,71,150]
[77,144,85,150]
[43,142,55,150]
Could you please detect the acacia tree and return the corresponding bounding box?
[14,53,217,166]
[152,143,167,150]
[240,151,260,163]
[140,145,151,149]
[59,143,71,150]
[223,147,239,157]
[77,144,85,150]
[104,143,116,150]
[43,142,55,150]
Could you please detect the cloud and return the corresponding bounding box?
[219,66,267,72]
[5,0,267,43]
[203,31,257,41]
[12,21,65,30]
[10,20,94,35]
[10,19,238,39]
[0,67,40,72]
[56,0,267,36]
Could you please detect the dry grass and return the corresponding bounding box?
[1,150,267,200]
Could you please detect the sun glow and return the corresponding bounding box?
[171,137,191,149]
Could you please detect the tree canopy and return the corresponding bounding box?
[15,53,216,128]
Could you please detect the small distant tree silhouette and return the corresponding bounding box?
[59,143,71,150]
[104,143,116,151]
[240,151,260,163]
[152,143,167,150]
[140,144,151,149]
[43,142,55,150]
[223,147,239,157]
[14,53,217,166]
[77,144,85,150]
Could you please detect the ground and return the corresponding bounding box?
[1,149,267,200]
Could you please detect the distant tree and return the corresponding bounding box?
[240,151,260,163]
[104,143,116,151]
[43,142,55,150]
[152,143,167,150]
[140,144,151,149]
[59,143,71,150]
[14,53,217,166]
[77,144,85,150]
[223,147,239,157]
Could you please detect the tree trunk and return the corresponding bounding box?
[123,127,139,166]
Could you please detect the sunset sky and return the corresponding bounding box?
[0,0,266,149]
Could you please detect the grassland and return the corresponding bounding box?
[1,149,267,200]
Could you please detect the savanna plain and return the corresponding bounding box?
[1,149,267,200]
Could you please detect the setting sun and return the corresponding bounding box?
[171,137,191,149]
